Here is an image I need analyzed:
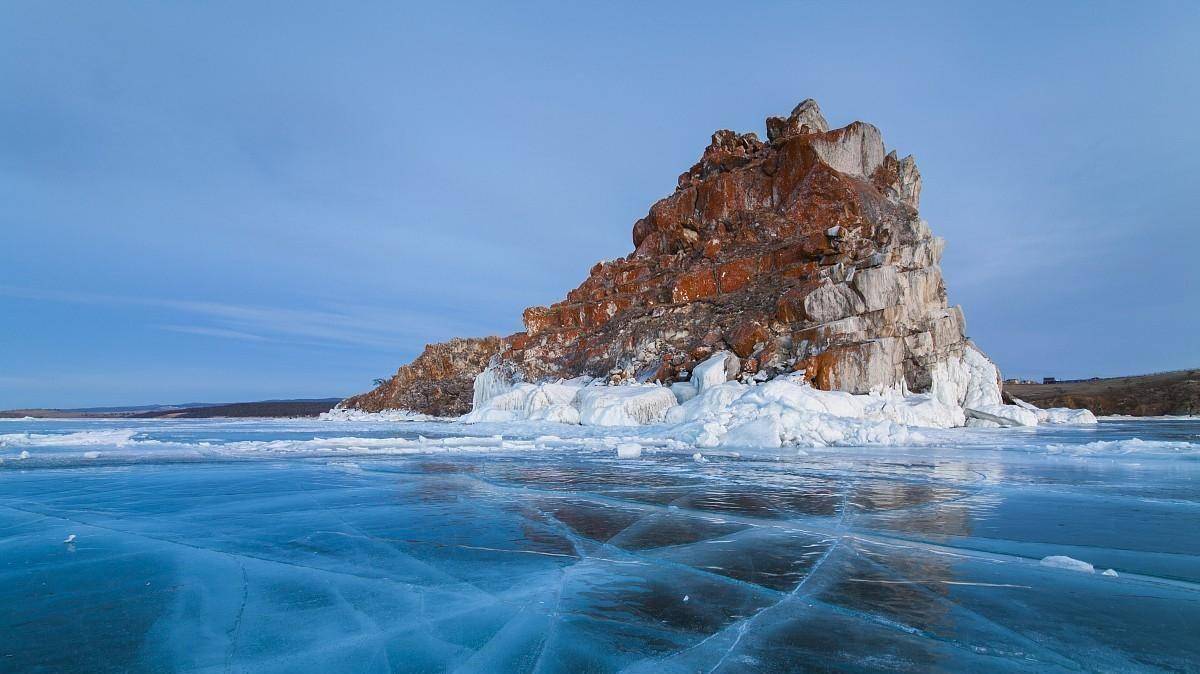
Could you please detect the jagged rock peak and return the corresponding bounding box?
[766,97,830,142]
[790,98,829,132]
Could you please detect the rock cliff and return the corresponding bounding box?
[344,99,994,416]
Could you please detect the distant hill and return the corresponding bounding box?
[1,398,341,419]
[1006,370,1199,416]
[130,400,340,418]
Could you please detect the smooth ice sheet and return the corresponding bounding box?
[1,416,1198,671]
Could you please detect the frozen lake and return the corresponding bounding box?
[1,416,1198,672]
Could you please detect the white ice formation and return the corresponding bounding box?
[459,349,1098,448]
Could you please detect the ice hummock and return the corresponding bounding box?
[459,350,1097,448]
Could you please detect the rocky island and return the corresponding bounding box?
[341,99,1092,441]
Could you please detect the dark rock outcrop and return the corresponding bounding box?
[343,337,505,415]
[346,99,984,416]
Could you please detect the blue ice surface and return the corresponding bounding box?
[1,416,1198,672]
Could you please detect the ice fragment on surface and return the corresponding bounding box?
[1102,569,1119,577]
[0,430,138,447]
[1040,555,1095,573]
[1010,396,1098,425]
[616,443,643,459]
[1046,438,1200,458]
[63,534,76,544]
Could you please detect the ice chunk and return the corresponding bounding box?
[669,381,698,404]
[1040,555,1095,573]
[471,359,513,409]
[576,385,677,426]
[1102,569,1119,577]
[63,534,76,544]
[1045,438,1200,458]
[1040,407,1098,424]
[526,403,581,425]
[1011,397,1098,425]
[615,443,642,459]
[691,351,738,393]
[965,404,1040,428]
[463,380,587,423]
[719,417,784,449]
[931,343,1003,409]
[665,381,748,425]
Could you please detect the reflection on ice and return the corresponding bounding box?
[0,416,1198,671]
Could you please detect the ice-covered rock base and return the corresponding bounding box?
[460,349,1097,448]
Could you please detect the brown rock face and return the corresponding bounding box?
[342,337,505,416]
[345,99,977,415]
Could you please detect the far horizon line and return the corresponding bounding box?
[6,366,1197,413]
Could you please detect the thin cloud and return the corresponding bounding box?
[0,285,489,351]
[157,325,271,342]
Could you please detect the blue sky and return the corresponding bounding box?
[2,1,1197,408]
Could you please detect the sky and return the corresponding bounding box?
[2,1,1198,409]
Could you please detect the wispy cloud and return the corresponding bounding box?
[157,325,271,342]
[0,285,488,351]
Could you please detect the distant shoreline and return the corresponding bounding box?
[7,367,1197,419]
[1006,369,1198,417]
[0,399,341,420]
